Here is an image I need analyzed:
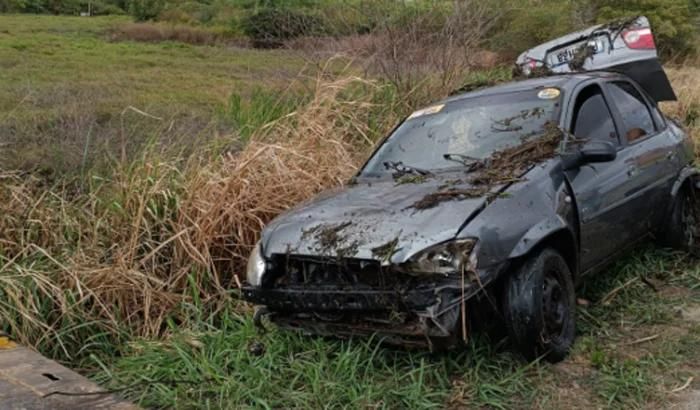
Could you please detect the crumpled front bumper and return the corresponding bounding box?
[242,284,467,349]
[241,285,446,313]
[241,282,481,349]
[241,264,504,349]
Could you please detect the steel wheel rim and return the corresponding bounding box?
[542,269,567,339]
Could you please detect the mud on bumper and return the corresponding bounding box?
[241,282,487,349]
[241,286,446,312]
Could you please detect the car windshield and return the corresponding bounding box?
[361,89,562,176]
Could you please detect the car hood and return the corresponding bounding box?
[261,173,503,264]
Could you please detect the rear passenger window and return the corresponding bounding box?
[607,82,656,142]
[571,85,618,145]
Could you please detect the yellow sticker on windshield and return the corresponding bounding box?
[408,104,445,120]
[537,88,560,99]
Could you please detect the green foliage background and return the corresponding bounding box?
[1,0,697,57]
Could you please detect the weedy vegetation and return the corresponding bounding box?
[0,4,699,408]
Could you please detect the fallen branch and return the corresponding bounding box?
[623,334,659,346]
[669,377,694,394]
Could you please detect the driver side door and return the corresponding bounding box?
[564,82,653,272]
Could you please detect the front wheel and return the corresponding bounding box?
[503,248,576,363]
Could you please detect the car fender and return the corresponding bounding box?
[671,166,700,198]
[508,215,571,259]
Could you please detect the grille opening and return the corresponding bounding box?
[266,254,395,288]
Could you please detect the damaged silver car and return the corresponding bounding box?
[242,16,697,362]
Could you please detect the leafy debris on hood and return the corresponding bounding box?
[409,121,564,211]
[469,120,563,186]
[437,179,465,190]
[301,221,360,257]
[371,235,403,262]
[410,187,492,210]
[395,174,430,185]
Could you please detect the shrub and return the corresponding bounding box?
[127,0,165,21]
[157,0,219,24]
[0,0,30,12]
[90,0,125,15]
[488,0,587,59]
[364,0,499,107]
[242,7,326,48]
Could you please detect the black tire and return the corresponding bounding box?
[503,248,576,363]
[660,184,700,255]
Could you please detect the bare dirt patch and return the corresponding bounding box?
[678,305,700,323]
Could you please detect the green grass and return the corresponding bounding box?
[91,311,539,409]
[88,249,700,409]
[0,14,305,173]
[0,15,302,109]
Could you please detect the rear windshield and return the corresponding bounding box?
[362,89,562,175]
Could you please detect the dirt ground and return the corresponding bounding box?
[544,295,700,409]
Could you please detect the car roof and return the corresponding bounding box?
[443,71,626,104]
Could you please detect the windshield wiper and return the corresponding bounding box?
[383,161,433,177]
[442,153,488,172]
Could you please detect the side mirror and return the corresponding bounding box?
[580,140,617,163]
[562,140,617,170]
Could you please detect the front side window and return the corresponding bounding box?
[571,85,618,145]
[362,90,562,175]
[607,81,656,142]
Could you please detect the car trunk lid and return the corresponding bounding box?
[515,16,676,102]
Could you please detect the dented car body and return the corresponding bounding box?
[242,17,698,361]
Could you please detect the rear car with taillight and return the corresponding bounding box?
[516,16,675,102]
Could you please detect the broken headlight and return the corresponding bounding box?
[246,240,266,287]
[404,239,477,275]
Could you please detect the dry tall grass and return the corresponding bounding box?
[664,62,700,154]
[179,75,378,282]
[0,72,386,357]
[108,22,245,47]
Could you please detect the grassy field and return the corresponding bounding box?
[0,14,304,173]
[1,15,699,409]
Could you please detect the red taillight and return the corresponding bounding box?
[622,28,655,49]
